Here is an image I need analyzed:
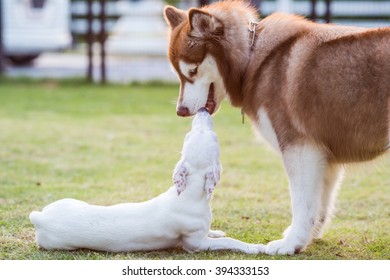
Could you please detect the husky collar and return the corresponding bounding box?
[248,21,260,48]
[242,20,261,125]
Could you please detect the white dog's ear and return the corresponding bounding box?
[188,8,224,38]
[204,160,222,199]
[173,160,188,195]
[164,6,187,29]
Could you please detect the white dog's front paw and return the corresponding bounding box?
[208,230,226,238]
[247,244,266,254]
[265,238,304,256]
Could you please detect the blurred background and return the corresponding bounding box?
[0,0,389,84]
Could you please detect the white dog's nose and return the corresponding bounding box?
[192,108,213,130]
[198,107,208,113]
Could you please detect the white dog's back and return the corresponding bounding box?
[30,194,185,252]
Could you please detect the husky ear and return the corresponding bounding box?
[173,160,188,195]
[204,160,222,199]
[164,6,187,29]
[188,8,224,38]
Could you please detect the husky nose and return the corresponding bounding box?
[177,106,190,117]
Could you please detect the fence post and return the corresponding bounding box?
[310,0,317,22]
[99,0,106,84]
[0,0,4,74]
[86,0,93,82]
[310,0,332,23]
[325,0,332,23]
[199,0,210,7]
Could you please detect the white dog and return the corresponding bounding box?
[29,108,264,254]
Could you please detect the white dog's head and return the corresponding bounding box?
[173,108,221,198]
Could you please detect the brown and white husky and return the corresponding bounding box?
[163,0,390,255]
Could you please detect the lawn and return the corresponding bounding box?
[0,78,389,260]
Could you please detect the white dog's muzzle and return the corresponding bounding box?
[173,108,221,198]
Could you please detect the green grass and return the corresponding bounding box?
[0,78,389,260]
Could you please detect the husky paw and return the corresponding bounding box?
[265,238,304,256]
[208,230,226,238]
[282,226,291,238]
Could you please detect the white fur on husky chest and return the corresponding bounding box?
[255,108,281,154]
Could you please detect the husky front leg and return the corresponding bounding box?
[313,164,344,238]
[265,144,326,255]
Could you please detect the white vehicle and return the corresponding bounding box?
[3,0,71,64]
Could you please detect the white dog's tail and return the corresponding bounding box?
[29,211,43,227]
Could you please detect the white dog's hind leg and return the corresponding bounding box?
[313,164,344,239]
[208,230,226,238]
[265,144,326,255]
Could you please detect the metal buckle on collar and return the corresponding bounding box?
[249,21,259,47]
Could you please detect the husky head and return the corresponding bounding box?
[164,6,227,117]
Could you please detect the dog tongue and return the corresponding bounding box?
[206,83,216,113]
[206,100,215,113]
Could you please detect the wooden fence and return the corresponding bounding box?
[0,1,389,79]
[69,0,390,40]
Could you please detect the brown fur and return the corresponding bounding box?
[165,0,390,164]
[242,17,390,163]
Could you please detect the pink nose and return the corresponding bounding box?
[177,106,190,117]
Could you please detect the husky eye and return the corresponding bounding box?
[189,67,198,77]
